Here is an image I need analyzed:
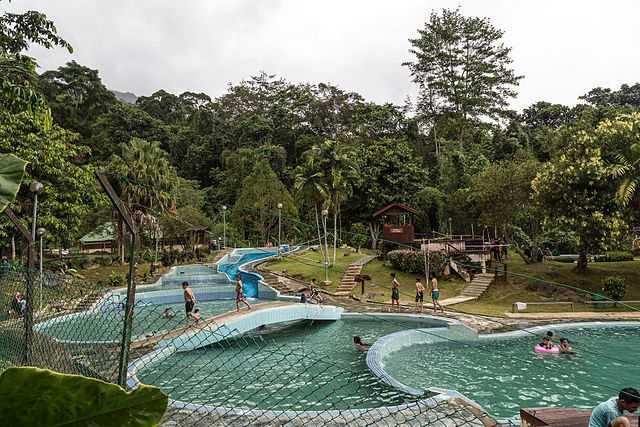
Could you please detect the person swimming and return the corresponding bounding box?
[559,338,574,354]
[161,308,176,319]
[353,336,371,352]
[538,336,553,350]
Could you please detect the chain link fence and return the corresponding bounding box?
[0,264,502,426]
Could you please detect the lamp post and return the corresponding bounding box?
[30,181,44,241]
[321,208,329,283]
[36,228,46,310]
[448,217,452,239]
[222,205,227,249]
[277,203,283,256]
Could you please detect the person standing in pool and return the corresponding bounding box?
[430,273,443,313]
[390,273,400,312]
[235,274,252,312]
[415,278,425,313]
[589,388,640,427]
[182,282,197,321]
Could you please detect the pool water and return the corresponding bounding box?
[383,326,640,420]
[137,317,435,411]
[37,299,263,342]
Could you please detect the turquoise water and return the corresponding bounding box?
[383,326,640,420]
[138,317,440,411]
[37,300,263,342]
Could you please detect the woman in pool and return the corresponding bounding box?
[235,274,252,312]
[353,336,370,352]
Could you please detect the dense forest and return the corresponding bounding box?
[2,5,639,271]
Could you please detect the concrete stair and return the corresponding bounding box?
[440,272,494,307]
[262,274,294,295]
[335,255,377,297]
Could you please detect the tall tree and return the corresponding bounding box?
[600,113,640,207]
[404,8,523,147]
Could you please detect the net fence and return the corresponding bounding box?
[0,263,503,427]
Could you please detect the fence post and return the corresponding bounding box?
[503,263,508,281]
[95,172,138,388]
[4,208,35,364]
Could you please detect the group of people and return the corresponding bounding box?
[590,388,639,427]
[179,273,253,323]
[300,278,324,304]
[390,272,443,313]
[537,330,574,354]
[9,292,27,318]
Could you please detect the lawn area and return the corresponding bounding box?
[263,247,467,300]
[262,248,373,292]
[454,256,640,316]
[360,259,466,304]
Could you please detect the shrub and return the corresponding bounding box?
[603,251,634,262]
[107,271,125,287]
[602,276,626,303]
[386,250,443,274]
[349,223,369,252]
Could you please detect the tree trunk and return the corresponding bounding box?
[369,222,380,250]
[577,247,588,272]
[11,235,15,260]
[119,219,125,265]
[314,204,325,263]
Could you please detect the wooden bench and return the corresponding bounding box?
[512,301,574,313]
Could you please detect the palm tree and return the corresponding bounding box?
[108,138,178,262]
[612,141,640,206]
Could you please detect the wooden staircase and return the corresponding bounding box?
[335,255,377,297]
[439,272,494,307]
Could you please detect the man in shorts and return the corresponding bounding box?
[430,273,443,313]
[589,388,639,427]
[390,273,400,312]
[415,278,425,313]
[182,281,197,321]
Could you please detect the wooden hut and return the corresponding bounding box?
[372,203,417,244]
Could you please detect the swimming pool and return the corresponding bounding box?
[382,324,640,420]
[36,299,264,343]
[136,316,446,411]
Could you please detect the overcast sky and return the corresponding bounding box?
[6,0,640,110]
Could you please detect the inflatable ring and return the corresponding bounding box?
[534,345,560,354]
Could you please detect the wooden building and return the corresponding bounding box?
[79,222,115,254]
[372,203,417,244]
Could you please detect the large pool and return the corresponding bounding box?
[383,325,640,420]
[37,299,264,342]
[137,317,442,411]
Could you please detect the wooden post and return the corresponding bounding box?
[503,263,508,281]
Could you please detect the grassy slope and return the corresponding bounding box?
[454,256,640,316]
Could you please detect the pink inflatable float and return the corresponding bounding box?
[534,345,560,354]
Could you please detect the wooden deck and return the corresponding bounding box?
[520,407,638,426]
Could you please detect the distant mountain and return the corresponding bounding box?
[111,90,137,104]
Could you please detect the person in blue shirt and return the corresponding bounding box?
[589,388,640,427]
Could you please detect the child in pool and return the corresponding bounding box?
[538,336,553,349]
[192,308,201,323]
[559,338,574,354]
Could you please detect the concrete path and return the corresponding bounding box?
[439,273,494,306]
[505,311,640,320]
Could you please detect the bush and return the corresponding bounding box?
[349,223,369,252]
[386,249,443,274]
[69,255,91,270]
[602,276,626,303]
[603,251,634,262]
[107,271,125,287]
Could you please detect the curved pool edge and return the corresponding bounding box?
[367,320,640,426]
[125,314,487,423]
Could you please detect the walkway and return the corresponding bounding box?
[440,273,494,306]
[505,311,640,320]
[133,302,343,351]
[335,255,377,297]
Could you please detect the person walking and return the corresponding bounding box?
[182,281,197,321]
[589,388,639,427]
[415,278,425,313]
[430,273,443,313]
[390,273,400,312]
[235,274,252,312]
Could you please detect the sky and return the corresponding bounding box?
[6,0,640,111]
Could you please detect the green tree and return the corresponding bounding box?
[470,158,539,233]
[233,160,297,243]
[600,113,640,206]
[580,83,640,109]
[39,61,117,139]
[533,131,623,271]
[414,186,446,233]
[404,8,522,146]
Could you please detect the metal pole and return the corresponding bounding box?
[39,234,43,310]
[117,232,137,387]
[322,210,329,283]
[31,192,38,241]
[222,206,227,249]
[278,209,282,252]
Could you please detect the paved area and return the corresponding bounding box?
[504,311,640,320]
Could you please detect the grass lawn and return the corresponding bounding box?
[454,256,640,316]
[262,248,373,292]
[360,259,466,304]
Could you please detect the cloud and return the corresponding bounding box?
[7,0,640,110]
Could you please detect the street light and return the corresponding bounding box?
[277,203,283,256]
[36,227,46,310]
[321,209,329,284]
[30,181,44,241]
[222,205,227,249]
